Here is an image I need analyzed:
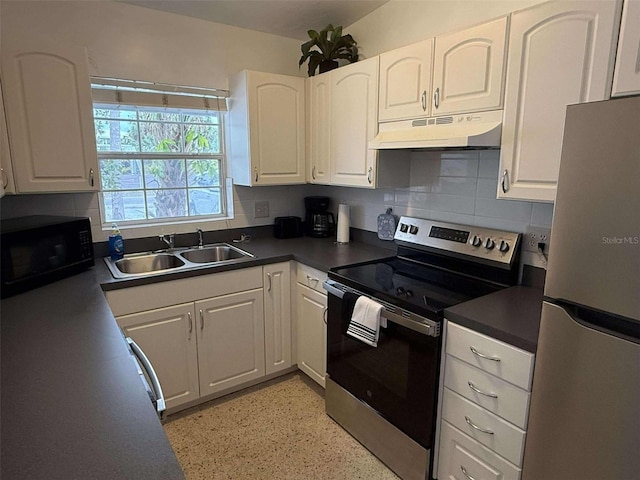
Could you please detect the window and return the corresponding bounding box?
[92,78,229,226]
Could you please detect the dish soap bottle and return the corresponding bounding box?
[109,223,124,260]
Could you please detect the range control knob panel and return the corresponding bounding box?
[394,216,521,265]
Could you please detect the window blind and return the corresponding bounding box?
[91,77,228,112]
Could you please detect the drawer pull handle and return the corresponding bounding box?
[307,275,319,285]
[470,346,501,362]
[323,307,328,325]
[187,311,193,339]
[468,381,498,398]
[460,466,477,480]
[200,309,204,331]
[465,415,494,435]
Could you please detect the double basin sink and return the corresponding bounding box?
[104,243,255,279]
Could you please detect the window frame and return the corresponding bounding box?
[93,103,231,229]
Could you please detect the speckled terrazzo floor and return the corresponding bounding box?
[163,372,400,480]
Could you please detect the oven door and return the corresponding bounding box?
[325,282,442,448]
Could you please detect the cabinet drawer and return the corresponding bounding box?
[438,421,521,480]
[296,263,327,293]
[442,388,526,466]
[446,322,534,390]
[444,355,530,429]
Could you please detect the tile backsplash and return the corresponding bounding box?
[0,150,553,245]
[310,150,554,234]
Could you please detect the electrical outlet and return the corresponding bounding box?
[254,200,269,218]
[524,226,551,253]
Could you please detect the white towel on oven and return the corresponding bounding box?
[347,296,386,347]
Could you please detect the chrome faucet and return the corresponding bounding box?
[159,233,175,250]
[196,228,204,248]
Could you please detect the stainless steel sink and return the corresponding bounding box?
[104,243,254,279]
[113,252,185,275]
[178,244,251,264]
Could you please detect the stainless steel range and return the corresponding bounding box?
[323,216,521,480]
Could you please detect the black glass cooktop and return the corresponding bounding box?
[329,257,503,320]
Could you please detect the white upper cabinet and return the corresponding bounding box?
[306,73,331,184]
[379,39,434,122]
[1,35,99,193]
[0,80,16,196]
[612,0,640,97]
[330,56,379,188]
[498,1,622,202]
[229,70,305,186]
[432,16,508,116]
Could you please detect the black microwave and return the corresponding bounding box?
[1,215,94,298]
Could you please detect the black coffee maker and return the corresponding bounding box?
[304,196,335,237]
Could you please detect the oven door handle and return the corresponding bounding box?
[127,337,166,419]
[323,280,440,337]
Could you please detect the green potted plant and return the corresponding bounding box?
[299,24,359,77]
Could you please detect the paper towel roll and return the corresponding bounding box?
[337,203,350,243]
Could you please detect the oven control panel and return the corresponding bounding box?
[394,216,521,265]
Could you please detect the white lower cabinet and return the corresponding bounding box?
[438,421,521,480]
[196,289,265,396]
[437,321,535,479]
[295,263,328,388]
[118,303,200,411]
[263,262,293,375]
[107,265,294,412]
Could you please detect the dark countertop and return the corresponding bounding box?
[99,236,396,291]
[1,236,394,479]
[444,286,544,353]
[1,269,185,480]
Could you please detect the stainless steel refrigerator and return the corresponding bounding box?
[522,96,640,479]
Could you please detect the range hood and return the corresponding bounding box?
[370,109,503,150]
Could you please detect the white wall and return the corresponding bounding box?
[0,0,308,241]
[345,0,545,58]
[1,1,304,88]
[1,0,554,248]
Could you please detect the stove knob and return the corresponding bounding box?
[484,238,495,250]
[409,225,419,235]
[471,235,482,247]
[399,223,408,233]
[498,240,510,253]
[405,289,414,298]
[396,286,406,296]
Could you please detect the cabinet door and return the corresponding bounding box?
[2,36,99,192]
[330,56,379,188]
[117,303,199,411]
[307,73,331,184]
[612,0,640,97]
[0,80,16,196]
[263,262,292,375]
[499,1,621,202]
[248,71,305,185]
[196,289,265,396]
[379,39,433,122]
[296,283,327,388]
[432,17,508,116]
